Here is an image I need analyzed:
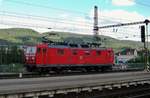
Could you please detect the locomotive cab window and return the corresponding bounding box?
[96,50,101,56]
[26,47,36,54]
[43,48,47,53]
[57,49,64,55]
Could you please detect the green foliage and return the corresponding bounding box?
[0,45,24,72]
[0,46,24,65]
[0,28,41,45]
[128,56,145,63]
[127,63,145,69]
[0,64,23,72]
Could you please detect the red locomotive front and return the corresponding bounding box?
[24,43,114,72]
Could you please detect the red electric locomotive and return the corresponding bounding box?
[24,42,114,72]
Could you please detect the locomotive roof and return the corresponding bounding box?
[41,36,108,49]
[47,42,108,49]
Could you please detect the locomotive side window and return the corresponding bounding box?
[85,50,90,55]
[96,50,101,56]
[108,51,113,57]
[57,49,64,55]
[72,50,78,55]
[37,48,41,53]
[43,48,47,53]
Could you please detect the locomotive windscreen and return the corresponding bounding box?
[25,46,37,54]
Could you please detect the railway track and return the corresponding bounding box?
[92,83,150,98]
[0,68,144,79]
[0,71,150,97]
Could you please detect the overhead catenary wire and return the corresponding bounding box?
[0,10,141,32]
[6,0,89,15]
[0,13,142,38]
[0,20,93,31]
[0,12,93,27]
[98,20,148,39]
[5,0,141,23]
[99,20,149,29]
[0,10,93,25]
[0,0,146,40]
[2,0,143,32]
[0,11,139,30]
[0,19,141,37]
[0,10,134,26]
[0,21,143,41]
[100,28,141,36]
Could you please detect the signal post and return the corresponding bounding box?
[98,19,150,71]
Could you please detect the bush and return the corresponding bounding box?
[0,45,25,72]
[0,45,24,65]
[0,63,24,73]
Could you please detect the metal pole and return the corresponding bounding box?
[93,6,99,40]
[143,40,147,70]
[145,22,149,71]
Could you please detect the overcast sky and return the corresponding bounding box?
[0,0,150,41]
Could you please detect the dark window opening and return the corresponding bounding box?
[96,51,101,56]
[85,50,90,55]
[43,48,47,53]
[57,49,64,55]
[72,50,78,55]
[37,48,41,53]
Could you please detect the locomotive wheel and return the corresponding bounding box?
[81,68,87,72]
[52,67,63,74]
[101,66,112,72]
[94,67,100,72]
[101,67,107,72]
[26,66,34,72]
[37,68,49,74]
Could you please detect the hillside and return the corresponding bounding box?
[0,28,41,45]
[0,28,145,51]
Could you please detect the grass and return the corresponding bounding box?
[0,28,41,45]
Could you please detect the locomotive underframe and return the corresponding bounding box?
[25,64,113,73]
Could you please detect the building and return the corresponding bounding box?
[116,48,138,64]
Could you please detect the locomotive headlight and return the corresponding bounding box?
[32,57,34,60]
[26,57,29,60]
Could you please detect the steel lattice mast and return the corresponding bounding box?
[93,6,99,40]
